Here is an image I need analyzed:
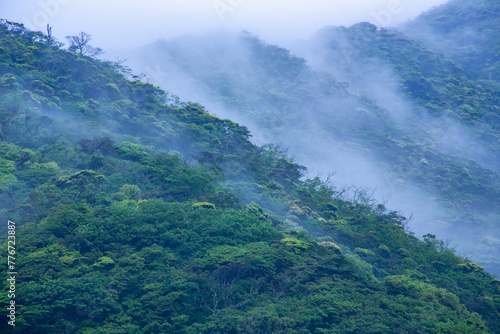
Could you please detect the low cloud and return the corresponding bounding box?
[0,0,448,49]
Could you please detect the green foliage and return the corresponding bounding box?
[193,202,216,209]
[355,247,375,257]
[0,18,498,334]
[93,256,115,268]
[403,0,500,81]
[134,19,500,275]
[281,237,311,253]
[119,184,141,200]
[56,170,105,189]
[457,262,485,274]
[116,142,149,162]
[320,241,342,254]
[0,73,18,89]
[105,83,121,97]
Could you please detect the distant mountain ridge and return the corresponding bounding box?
[1,1,500,332]
[402,0,500,81]
[126,12,500,275]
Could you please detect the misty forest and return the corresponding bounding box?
[0,0,499,333]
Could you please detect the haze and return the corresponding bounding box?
[1,0,448,49]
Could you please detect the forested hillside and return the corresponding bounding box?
[126,17,500,274]
[0,11,499,334]
[402,0,500,81]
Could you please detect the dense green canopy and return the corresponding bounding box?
[0,3,499,332]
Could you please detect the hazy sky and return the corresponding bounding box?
[1,0,448,49]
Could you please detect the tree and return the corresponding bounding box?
[46,24,54,47]
[44,24,64,49]
[0,104,26,141]
[65,32,104,57]
[197,264,247,314]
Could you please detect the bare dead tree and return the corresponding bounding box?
[397,212,414,234]
[324,171,337,188]
[66,31,90,55]
[46,24,54,47]
[66,32,104,57]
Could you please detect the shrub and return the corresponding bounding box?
[193,202,216,209]
[321,241,343,254]
[93,256,115,268]
[355,247,375,257]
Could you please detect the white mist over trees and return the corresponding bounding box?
[1,0,498,275]
[0,0,448,48]
[114,11,499,275]
[0,0,498,272]
[1,2,500,332]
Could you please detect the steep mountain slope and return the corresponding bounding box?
[1,20,500,333]
[401,0,500,81]
[306,22,499,146]
[126,26,500,275]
